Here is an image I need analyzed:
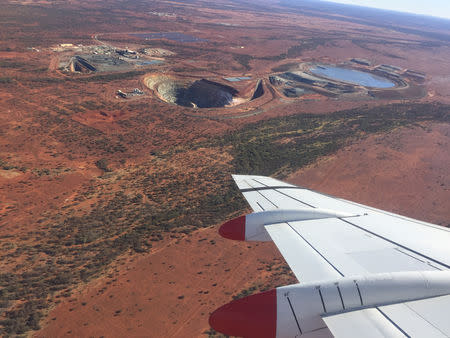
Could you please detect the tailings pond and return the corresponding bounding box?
[311,66,396,88]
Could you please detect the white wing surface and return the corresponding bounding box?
[210,175,450,337]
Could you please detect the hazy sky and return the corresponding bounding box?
[322,0,450,19]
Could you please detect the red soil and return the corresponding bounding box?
[1,0,449,337]
[36,227,292,337]
[288,123,450,226]
[36,123,450,338]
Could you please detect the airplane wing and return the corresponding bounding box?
[209,174,450,338]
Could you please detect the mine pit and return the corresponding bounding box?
[159,79,237,108]
[146,76,264,108]
[69,56,96,73]
[58,44,166,74]
[251,79,264,100]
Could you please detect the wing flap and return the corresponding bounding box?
[406,294,450,335]
[264,216,441,281]
[379,295,450,337]
[241,191,277,211]
[289,217,442,274]
[323,308,406,338]
[264,223,340,282]
[232,174,295,189]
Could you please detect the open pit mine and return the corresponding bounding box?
[143,60,424,113]
[52,34,426,117]
[145,75,264,108]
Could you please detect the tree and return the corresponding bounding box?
[95,158,111,172]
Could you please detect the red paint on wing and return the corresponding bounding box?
[209,289,277,338]
[219,215,246,241]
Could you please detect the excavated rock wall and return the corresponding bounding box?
[155,78,238,108]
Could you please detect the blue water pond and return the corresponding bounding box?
[224,77,251,82]
[311,66,395,88]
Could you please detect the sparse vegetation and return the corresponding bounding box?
[232,285,259,300]
[0,77,13,84]
[2,101,447,335]
[1,0,449,335]
[95,158,111,172]
[217,103,450,177]
[233,54,253,70]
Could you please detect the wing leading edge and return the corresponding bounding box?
[209,175,450,338]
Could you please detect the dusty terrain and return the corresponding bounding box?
[36,123,450,338]
[0,0,449,336]
[288,123,450,226]
[37,227,294,337]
